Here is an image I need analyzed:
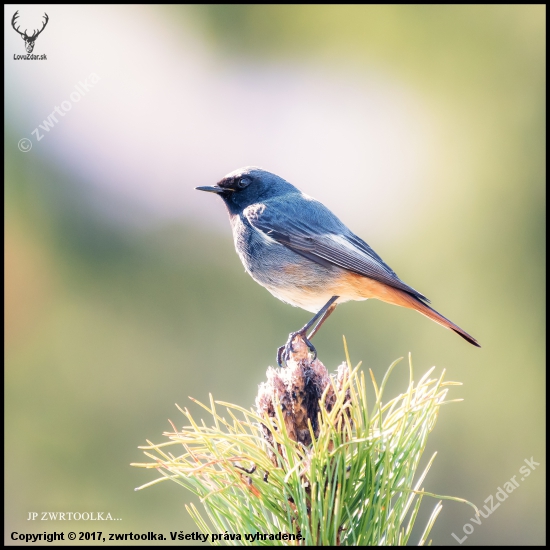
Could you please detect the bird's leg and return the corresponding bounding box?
[277,296,339,367]
[307,302,338,341]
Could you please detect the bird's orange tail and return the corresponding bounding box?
[394,289,480,347]
[333,271,480,347]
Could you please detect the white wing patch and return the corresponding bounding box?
[328,234,371,258]
[244,204,278,244]
[256,230,278,245]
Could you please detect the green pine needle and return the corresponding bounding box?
[133,344,474,545]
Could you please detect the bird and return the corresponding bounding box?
[196,167,480,366]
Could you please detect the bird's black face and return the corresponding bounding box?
[196,174,253,209]
[195,169,269,213]
[216,173,254,194]
[196,167,298,214]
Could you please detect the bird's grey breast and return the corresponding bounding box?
[229,203,339,312]
[230,206,290,286]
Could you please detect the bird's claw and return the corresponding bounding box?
[276,329,317,368]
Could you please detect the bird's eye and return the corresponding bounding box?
[237,177,251,189]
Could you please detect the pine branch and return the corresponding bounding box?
[133,335,474,545]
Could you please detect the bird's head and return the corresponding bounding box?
[196,167,297,213]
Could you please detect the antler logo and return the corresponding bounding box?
[12,11,49,54]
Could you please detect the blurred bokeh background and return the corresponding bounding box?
[5,5,545,545]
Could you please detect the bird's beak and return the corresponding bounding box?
[195,185,227,194]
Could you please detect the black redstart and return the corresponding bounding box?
[196,167,480,366]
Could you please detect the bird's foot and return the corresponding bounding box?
[276,329,317,368]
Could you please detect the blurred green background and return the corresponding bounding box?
[5,5,544,545]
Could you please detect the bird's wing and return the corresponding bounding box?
[244,197,429,303]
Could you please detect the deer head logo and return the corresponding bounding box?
[12,11,49,54]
